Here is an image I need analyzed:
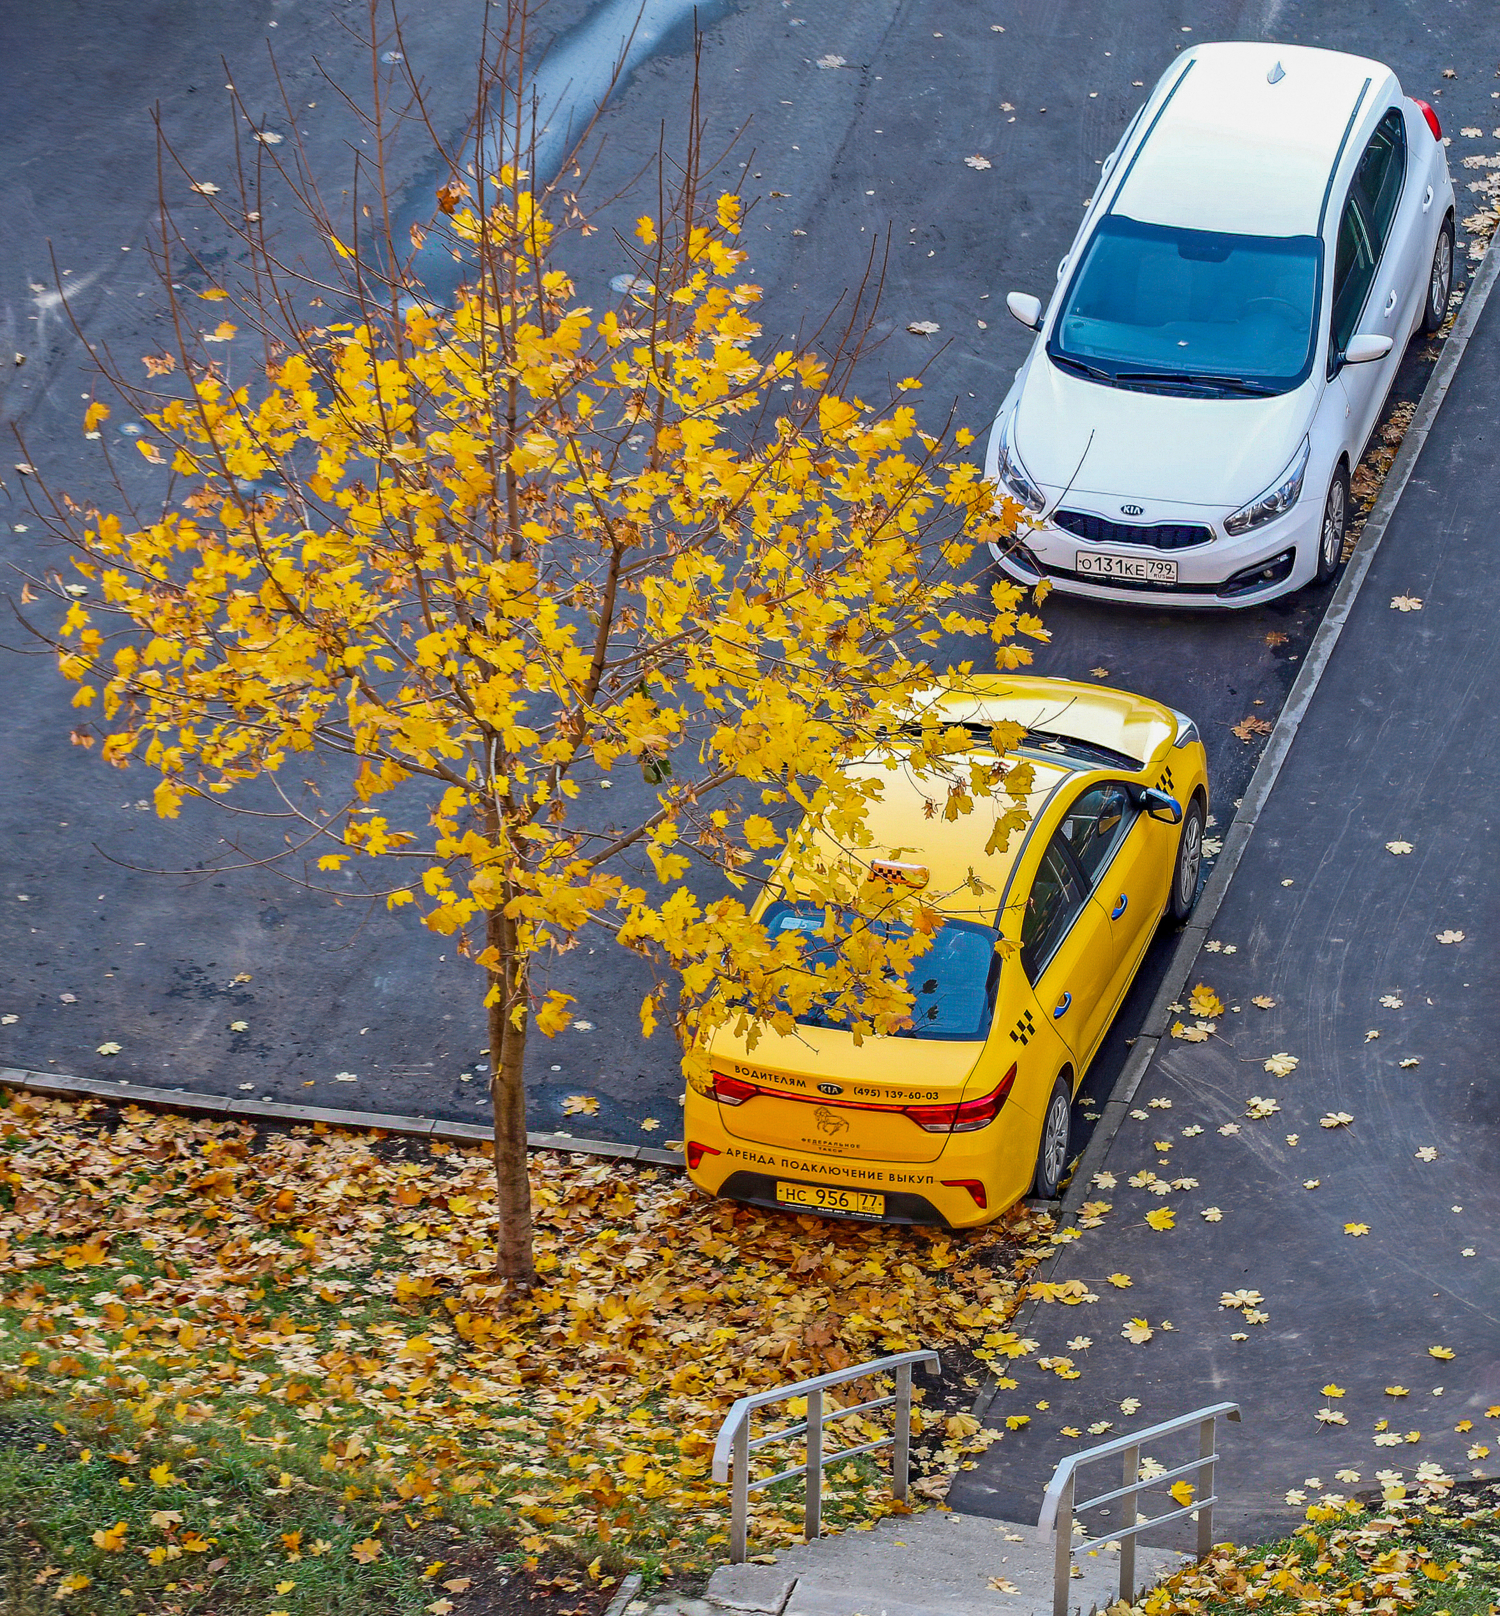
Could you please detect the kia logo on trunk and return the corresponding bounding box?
[817,1082,843,1096]
[1120,503,1145,516]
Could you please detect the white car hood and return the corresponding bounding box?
[1013,357,1316,509]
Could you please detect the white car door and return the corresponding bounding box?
[1336,109,1417,451]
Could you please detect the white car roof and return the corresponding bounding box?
[1115,42,1399,239]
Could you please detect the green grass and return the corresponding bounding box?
[1141,1488,1500,1616]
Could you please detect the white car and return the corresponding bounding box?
[986,42,1455,607]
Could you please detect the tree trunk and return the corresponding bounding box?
[487,905,536,1284]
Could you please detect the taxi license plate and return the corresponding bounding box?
[1076,552,1177,584]
[776,1182,885,1218]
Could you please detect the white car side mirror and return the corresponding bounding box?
[1007,292,1043,331]
[1344,333,1394,365]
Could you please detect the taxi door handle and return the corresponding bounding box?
[1111,894,1129,919]
[1054,992,1072,1019]
[1422,185,1434,212]
[1384,289,1398,316]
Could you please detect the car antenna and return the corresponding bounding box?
[1267,60,1286,84]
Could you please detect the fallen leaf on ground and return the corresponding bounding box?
[561,1095,600,1117]
[1345,1223,1370,1237]
[1380,994,1404,1007]
[1429,1345,1456,1360]
[1121,1318,1154,1344]
[1145,1208,1175,1230]
[1188,983,1223,1018]
[964,155,993,170]
[1321,1112,1354,1128]
[906,320,940,335]
[1435,930,1464,944]
[1251,995,1276,1009]
[1389,595,1423,611]
[1232,716,1273,742]
[1386,840,1414,854]
[1399,1057,1421,1068]
[815,53,846,68]
[1416,1146,1438,1161]
[989,1577,1022,1592]
[1201,1207,1223,1221]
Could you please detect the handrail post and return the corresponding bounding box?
[1052,1468,1075,1616]
[730,1416,750,1564]
[893,1362,913,1502]
[1197,1416,1215,1556]
[1119,1442,1139,1603]
[805,1387,824,1542]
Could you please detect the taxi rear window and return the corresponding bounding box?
[762,901,997,1041]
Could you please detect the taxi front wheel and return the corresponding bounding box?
[1168,795,1205,922]
[1031,1079,1072,1200]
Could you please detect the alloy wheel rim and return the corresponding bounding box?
[1043,1097,1069,1186]
[1323,481,1345,568]
[1180,815,1202,905]
[1432,233,1452,317]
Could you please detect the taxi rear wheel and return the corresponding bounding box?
[1169,794,1206,922]
[1031,1079,1072,1200]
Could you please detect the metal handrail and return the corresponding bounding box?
[712,1348,941,1563]
[1037,1401,1240,1616]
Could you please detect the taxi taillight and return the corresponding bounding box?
[1413,98,1442,142]
[904,1065,1017,1132]
[711,1064,1017,1133]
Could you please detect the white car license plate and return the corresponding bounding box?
[1076,552,1177,584]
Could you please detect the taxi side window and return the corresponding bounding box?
[1059,783,1134,888]
[1020,839,1086,983]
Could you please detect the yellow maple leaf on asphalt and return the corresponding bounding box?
[1121,1318,1154,1344]
[1263,1052,1299,1077]
[1187,983,1223,1018]
[1005,1414,1030,1430]
[1386,1386,1409,1397]
[1428,1345,1456,1360]
[1345,1223,1370,1237]
[1251,994,1276,1009]
[1322,1384,1345,1397]
[1107,1272,1133,1288]
[560,1094,600,1117]
[1145,1207,1175,1231]
[1169,1480,1196,1506]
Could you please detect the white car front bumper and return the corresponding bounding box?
[988,492,1323,609]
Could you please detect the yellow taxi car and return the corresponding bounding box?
[684,675,1209,1227]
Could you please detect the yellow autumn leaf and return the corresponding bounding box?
[1186,983,1223,1018]
[204,320,236,342]
[91,1521,128,1552]
[1145,1207,1175,1231]
[351,1537,383,1564]
[1428,1345,1455,1360]
[1168,1480,1195,1506]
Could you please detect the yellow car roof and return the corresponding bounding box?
[922,675,1178,772]
[786,751,1073,925]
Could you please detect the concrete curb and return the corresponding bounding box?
[601,1572,644,1616]
[0,1066,686,1170]
[973,240,1500,1421]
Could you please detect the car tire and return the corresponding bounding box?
[1314,463,1349,586]
[1422,217,1455,336]
[1031,1078,1072,1201]
[1169,793,1206,923]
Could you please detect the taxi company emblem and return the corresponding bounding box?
[817,1082,844,1096]
[813,1105,850,1136]
[1120,503,1145,516]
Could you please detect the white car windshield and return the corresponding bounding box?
[1049,215,1321,396]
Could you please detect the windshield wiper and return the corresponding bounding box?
[1115,370,1275,396]
[1051,353,1117,385]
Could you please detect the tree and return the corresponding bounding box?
[20,0,1046,1282]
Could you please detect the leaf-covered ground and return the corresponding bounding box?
[0,1092,1056,1613]
[1138,1484,1500,1616]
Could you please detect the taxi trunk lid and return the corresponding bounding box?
[710,1027,985,1165]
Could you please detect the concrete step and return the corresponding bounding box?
[643,1510,1189,1616]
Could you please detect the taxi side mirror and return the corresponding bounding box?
[1139,787,1182,825]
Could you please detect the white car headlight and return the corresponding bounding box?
[1224,436,1310,536]
[993,409,1046,515]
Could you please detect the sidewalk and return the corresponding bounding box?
[951,278,1500,1542]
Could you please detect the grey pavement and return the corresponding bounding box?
[1,0,1496,1142]
[951,236,1500,1541]
[646,1509,1187,1616]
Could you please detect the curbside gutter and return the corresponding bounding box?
[973,238,1500,1420]
[0,1065,686,1170]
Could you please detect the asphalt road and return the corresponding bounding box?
[0,0,1494,1146]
